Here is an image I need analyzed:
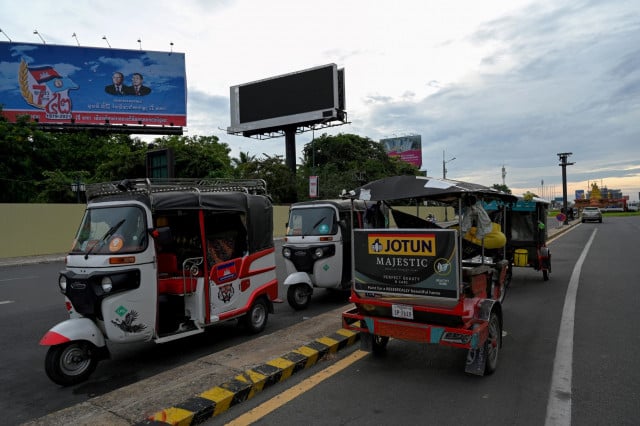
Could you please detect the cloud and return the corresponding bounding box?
[338,0,640,198]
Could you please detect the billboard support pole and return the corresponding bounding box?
[285,125,298,201]
[285,126,296,174]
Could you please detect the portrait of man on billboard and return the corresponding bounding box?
[128,72,151,96]
[104,71,129,95]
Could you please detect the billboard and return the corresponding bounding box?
[380,135,422,168]
[228,63,345,136]
[0,42,186,128]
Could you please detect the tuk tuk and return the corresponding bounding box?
[282,199,370,310]
[342,175,516,375]
[40,178,278,386]
[485,195,551,281]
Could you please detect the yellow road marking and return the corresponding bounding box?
[225,349,368,425]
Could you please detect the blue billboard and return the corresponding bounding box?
[0,42,186,127]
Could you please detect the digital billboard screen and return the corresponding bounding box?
[0,42,186,127]
[228,63,343,135]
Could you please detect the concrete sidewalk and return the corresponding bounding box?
[0,253,66,267]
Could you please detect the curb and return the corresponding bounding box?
[547,220,579,240]
[137,328,359,425]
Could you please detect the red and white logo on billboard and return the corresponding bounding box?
[18,59,78,120]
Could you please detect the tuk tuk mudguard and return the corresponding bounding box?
[282,271,314,291]
[464,299,502,375]
[40,318,109,355]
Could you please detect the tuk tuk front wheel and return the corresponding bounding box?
[484,311,502,375]
[287,284,312,310]
[243,298,268,334]
[45,341,98,386]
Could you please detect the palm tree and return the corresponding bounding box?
[232,151,256,167]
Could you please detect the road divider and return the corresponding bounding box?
[140,328,360,425]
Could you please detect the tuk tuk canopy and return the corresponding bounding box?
[152,191,273,253]
[354,175,517,204]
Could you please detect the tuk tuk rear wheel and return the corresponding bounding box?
[287,284,312,310]
[243,298,268,334]
[484,311,501,375]
[543,270,549,281]
[45,341,98,386]
[372,335,390,355]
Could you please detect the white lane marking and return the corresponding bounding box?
[545,228,597,426]
[0,300,15,305]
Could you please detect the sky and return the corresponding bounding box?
[1,0,639,201]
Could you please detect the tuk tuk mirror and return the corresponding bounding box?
[152,226,172,246]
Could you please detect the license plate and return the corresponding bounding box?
[392,304,414,320]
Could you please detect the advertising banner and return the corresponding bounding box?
[353,228,459,300]
[380,135,422,168]
[309,175,318,198]
[0,42,186,126]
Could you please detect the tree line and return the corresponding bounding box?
[1,114,420,204]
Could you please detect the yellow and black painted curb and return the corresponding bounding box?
[137,327,359,425]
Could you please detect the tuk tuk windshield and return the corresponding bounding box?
[286,207,338,236]
[71,206,147,254]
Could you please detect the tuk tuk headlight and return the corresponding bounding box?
[283,247,292,259]
[101,276,113,293]
[314,247,324,258]
[58,275,67,293]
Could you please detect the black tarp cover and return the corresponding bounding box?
[151,191,273,252]
[355,175,517,204]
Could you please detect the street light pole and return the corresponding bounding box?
[70,179,85,204]
[442,150,456,179]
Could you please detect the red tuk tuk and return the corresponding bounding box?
[342,175,516,375]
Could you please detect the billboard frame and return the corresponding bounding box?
[0,41,185,136]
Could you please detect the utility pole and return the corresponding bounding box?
[557,152,574,225]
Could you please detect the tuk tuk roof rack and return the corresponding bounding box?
[85,178,268,201]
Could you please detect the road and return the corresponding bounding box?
[0,240,350,425]
[6,217,640,425]
[210,217,640,426]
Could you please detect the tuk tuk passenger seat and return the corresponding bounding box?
[158,277,197,294]
[157,253,199,294]
[157,253,179,276]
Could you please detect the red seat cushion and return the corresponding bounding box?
[158,253,179,275]
[158,277,197,294]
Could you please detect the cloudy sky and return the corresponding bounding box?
[2,0,639,200]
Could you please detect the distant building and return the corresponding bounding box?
[588,186,622,199]
[575,182,627,211]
